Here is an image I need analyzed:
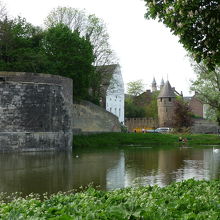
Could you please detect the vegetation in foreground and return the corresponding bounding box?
[0,179,219,219]
[73,132,220,148]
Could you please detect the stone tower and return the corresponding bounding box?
[160,78,165,90]
[152,77,157,92]
[157,81,176,127]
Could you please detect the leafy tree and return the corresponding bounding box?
[0,17,45,73]
[127,80,145,96]
[145,91,159,119]
[144,0,220,69]
[173,99,193,130]
[42,24,95,99]
[45,7,117,103]
[0,16,95,100]
[45,7,117,66]
[191,62,220,124]
[125,97,146,118]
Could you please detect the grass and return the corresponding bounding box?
[73,132,220,148]
[0,179,219,219]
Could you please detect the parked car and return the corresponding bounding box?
[154,127,171,133]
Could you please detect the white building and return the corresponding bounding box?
[105,65,124,124]
[96,64,124,124]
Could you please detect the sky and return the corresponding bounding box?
[4,0,196,96]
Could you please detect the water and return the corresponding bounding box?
[0,146,219,195]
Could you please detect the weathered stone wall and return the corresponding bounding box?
[125,118,158,132]
[0,72,73,152]
[72,100,121,133]
[191,119,220,134]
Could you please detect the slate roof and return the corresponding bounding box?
[160,78,165,86]
[158,80,176,98]
[152,77,156,85]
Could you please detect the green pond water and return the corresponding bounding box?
[0,146,219,195]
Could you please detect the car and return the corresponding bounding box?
[154,127,171,133]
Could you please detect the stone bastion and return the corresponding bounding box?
[0,72,73,152]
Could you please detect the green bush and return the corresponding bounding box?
[0,179,219,219]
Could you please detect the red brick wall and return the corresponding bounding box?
[189,96,203,118]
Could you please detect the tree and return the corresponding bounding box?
[127,80,145,96]
[173,99,193,131]
[44,7,117,66]
[144,0,220,69]
[0,16,95,100]
[42,24,95,99]
[145,91,158,119]
[0,1,6,20]
[45,7,117,103]
[191,62,220,124]
[0,16,45,73]
[125,96,146,118]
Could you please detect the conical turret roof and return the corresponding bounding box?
[152,77,156,85]
[160,78,164,86]
[158,80,175,98]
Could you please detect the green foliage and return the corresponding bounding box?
[0,17,45,73]
[173,99,194,131]
[45,6,117,66]
[145,91,159,119]
[125,97,146,118]
[0,16,95,100]
[191,63,220,124]
[42,24,95,99]
[144,0,220,69]
[127,80,145,96]
[45,7,117,103]
[0,179,220,219]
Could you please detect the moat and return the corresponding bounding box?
[0,146,220,195]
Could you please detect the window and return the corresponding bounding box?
[169,98,171,102]
[119,108,121,117]
[115,108,117,114]
[160,98,162,102]
[110,108,112,112]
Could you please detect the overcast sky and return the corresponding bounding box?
[4,0,196,96]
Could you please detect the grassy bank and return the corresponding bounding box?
[0,179,219,219]
[73,132,220,148]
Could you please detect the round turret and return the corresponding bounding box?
[157,80,176,127]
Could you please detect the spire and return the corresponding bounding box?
[152,77,157,92]
[158,80,176,98]
[160,78,165,90]
[152,77,156,84]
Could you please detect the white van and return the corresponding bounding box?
[155,127,171,133]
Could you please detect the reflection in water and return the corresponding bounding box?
[0,147,219,195]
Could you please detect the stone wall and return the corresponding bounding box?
[191,119,220,134]
[0,72,73,152]
[125,118,158,132]
[72,100,121,133]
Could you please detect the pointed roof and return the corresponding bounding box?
[152,77,156,85]
[158,80,176,98]
[160,78,164,86]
